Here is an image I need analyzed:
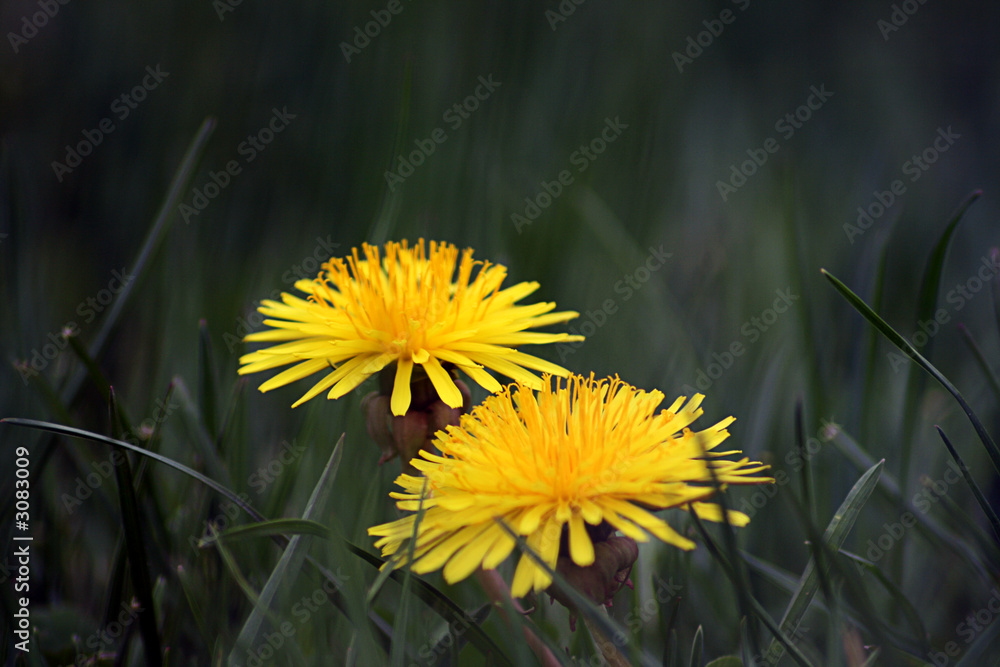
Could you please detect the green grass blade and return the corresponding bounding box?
[830,425,996,582]
[109,389,162,667]
[197,518,331,547]
[59,118,216,405]
[822,268,1000,478]
[228,436,344,665]
[1,418,499,661]
[688,624,704,667]
[1,418,259,519]
[763,459,884,665]
[935,426,1000,542]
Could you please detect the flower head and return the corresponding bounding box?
[238,240,583,415]
[368,374,773,597]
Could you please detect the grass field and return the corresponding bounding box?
[3,2,1000,665]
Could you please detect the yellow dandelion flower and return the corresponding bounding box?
[238,240,584,415]
[368,374,773,598]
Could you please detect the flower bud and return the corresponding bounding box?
[547,535,638,622]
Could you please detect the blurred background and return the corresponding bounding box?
[3,1,1000,664]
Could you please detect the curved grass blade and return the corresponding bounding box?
[762,460,884,665]
[688,624,704,667]
[822,268,1000,478]
[935,426,1000,543]
[830,425,996,583]
[228,437,343,665]
[197,518,331,547]
[1,418,506,662]
[2,418,260,519]
[109,389,162,667]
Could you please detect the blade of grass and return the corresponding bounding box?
[830,425,996,583]
[935,426,1000,542]
[2,418,503,661]
[762,459,884,665]
[822,268,1000,477]
[109,388,162,667]
[228,436,344,664]
[688,625,704,667]
[197,518,331,547]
